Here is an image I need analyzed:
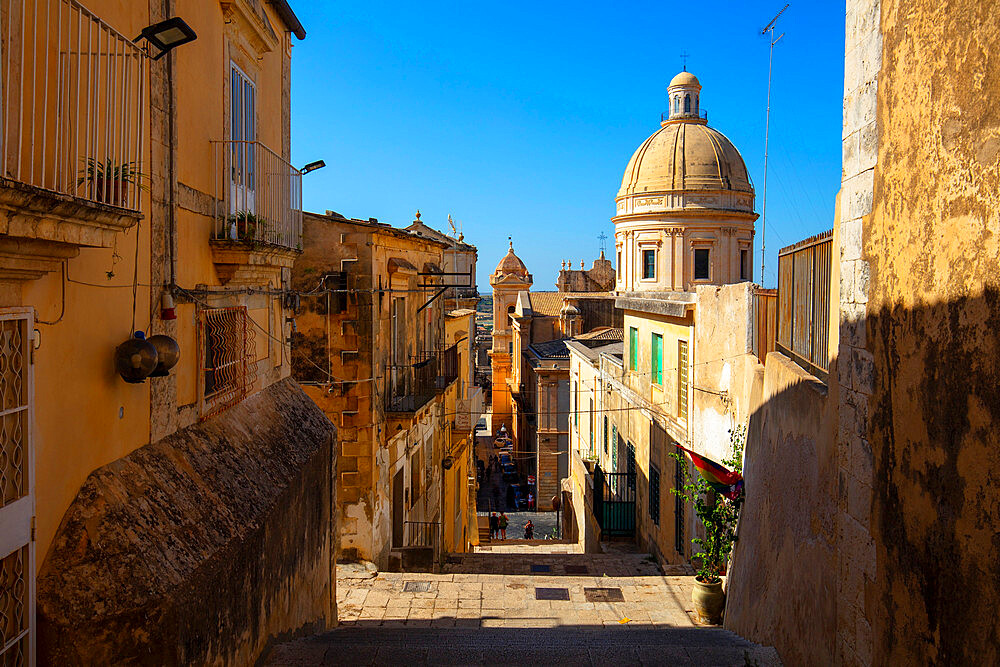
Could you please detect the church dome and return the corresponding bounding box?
[493,242,529,279]
[669,71,701,88]
[614,72,755,218]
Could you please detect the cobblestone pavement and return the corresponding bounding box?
[266,549,780,666]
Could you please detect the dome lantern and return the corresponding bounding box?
[665,70,703,123]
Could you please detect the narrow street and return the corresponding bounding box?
[266,546,780,666]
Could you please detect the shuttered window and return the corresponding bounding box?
[651,333,663,385]
[677,340,689,421]
[629,327,638,371]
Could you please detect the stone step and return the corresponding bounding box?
[267,627,782,666]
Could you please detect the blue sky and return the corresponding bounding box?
[290,2,845,289]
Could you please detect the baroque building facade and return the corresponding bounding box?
[566,71,764,569]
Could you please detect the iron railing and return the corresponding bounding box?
[777,230,833,381]
[403,520,440,549]
[437,344,458,389]
[385,354,438,413]
[661,108,708,123]
[199,306,256,420]
[1,0,147,210]
[212,139,302,250]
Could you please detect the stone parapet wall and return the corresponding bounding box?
[37,378,336,666]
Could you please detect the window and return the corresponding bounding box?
[740,249,750,281]
[650,464,661,526]
[508,341,513,355]
[684,94,691,113]
[629,326,638,371]
[201,306,253,418]
[651,333,663,385]
[611,425,619,471]
[677,340,689,421]
[626,442,637,490]
[410,453,421,506]
[617,251,622,277]
[675,451,685,554]
[674,97,680,113]
[589,398,595,457]
[642,249,656,280]
[230,64,257,211]
[603,415,609,455]
[573,380,579,430]
[694,248,710,280]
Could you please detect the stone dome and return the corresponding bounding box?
[493,242,529,279]
[618,122,753,199]
[614,73,755,218]
[669,71,701,88]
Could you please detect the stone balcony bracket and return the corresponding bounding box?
[209,239,300,286]
[0,177,143,280]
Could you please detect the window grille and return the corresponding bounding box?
[588,398,594,458]
[626,442,636,490]
[677,340,689,422]
[200,306,255,419]
[649,464,661,526]
[0,309,32,666]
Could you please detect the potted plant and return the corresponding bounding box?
[670,426,746,624]
[227,210,269,245]
[78,158,144,207]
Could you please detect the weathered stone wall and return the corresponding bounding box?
[864,1,1000,663]
[37,379,336,666]
[725,354,838,666]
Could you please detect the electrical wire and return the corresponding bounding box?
[36,261,67,326]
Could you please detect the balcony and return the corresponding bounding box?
[0,0,146,279]
[661,108,709,123]
[210,140,302,283]
[385,354,438,414]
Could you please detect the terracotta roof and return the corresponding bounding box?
[528,339,570,360]
[527,291,616,318]
[576,327,624,341]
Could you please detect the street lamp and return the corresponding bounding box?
[301,160,326,175]
[134,17,198,60]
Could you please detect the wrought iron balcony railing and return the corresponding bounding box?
[385,353,438,413]
[212,140,302,250]
[1,0,147,210]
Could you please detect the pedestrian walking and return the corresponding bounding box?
[488,512,499,540]
[524,520,534,539]
[498,512,509,540]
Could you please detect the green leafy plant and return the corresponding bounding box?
[77,158,145,207]
[670,425,746,584]
[227,210,269,245]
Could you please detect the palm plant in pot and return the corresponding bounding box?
[669,425,746,624]
[78,158,144,207]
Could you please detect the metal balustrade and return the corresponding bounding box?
[1,0,147,210]
[777,230,833,381]
[212,139,302,250]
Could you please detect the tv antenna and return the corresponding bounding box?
[760,3,788,285]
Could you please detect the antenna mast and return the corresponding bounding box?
[760,3,788,285]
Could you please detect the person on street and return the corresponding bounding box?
[488,512,499,540]
[527,492,535,511]
[498,512,509,540]
[524,520,534,539]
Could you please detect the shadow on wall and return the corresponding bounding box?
[725,289,1000,667]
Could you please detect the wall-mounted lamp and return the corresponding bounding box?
[301,160,326,175]
[134,17,198,60]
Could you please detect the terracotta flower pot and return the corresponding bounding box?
[692,575,725,624]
